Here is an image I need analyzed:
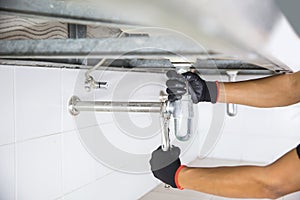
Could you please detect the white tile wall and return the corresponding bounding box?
[62,130,95,193]
[99,121,161,155]
[64,171,157,200]
[62,69,101,132]
[15,67,62,141]
[17,134,62,200]
[2,64,299,200]
[0,66,14,145]
[283,192,300,200]
[62,69,80,132]
[62,130,111,193]
[0,145,15,200]
[209,104,300,163]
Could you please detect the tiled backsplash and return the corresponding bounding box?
[208,89,300,164]
[2,64,299,200]
[0,65,200,200]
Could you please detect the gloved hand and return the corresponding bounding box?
[149,146,185,190]
[166,70,219,104]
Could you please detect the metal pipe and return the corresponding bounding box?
[68,95,171,150]
[226,70,239,117]
[68,96,162,115]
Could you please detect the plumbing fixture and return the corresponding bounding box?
[68,94,171,152]
[168,81,194,141]
[84,32,125,92]
[84,75,108,92]
[68,87,194,152]
[226,70,239,117]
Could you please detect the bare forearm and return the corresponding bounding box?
[217,71,300,107]
[178,165,272,199]
[178,149,300,199]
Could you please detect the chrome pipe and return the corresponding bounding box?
[226,70,239,117]
[69,95,171,152]
[68,96,162,115]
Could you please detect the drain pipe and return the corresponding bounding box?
[68,94,171,151]
[226,70,239,117]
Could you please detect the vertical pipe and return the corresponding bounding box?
[226,70,239,117]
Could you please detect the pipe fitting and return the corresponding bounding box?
[84,75,108,92]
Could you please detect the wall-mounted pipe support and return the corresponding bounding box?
[226,70,239,117]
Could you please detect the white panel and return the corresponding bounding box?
[64,172,157,200]
[92,160,113,180]
[99,122,160,155]
[62,130,111,193]
[92,70,166,127]
[0,66,14,145]
[62,69,102,132]
[142,184,212,200]
[283,192,300,200]
[222,105,300,138]
[93,70,166,101]
[15,67,62,141]
[241,135,297,163]
[17,135,62,200]
[0,145,15,200]
[209,133,245,161]
[62,69,80,132]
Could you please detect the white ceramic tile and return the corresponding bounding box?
[62,69,101,132]
[17,134,62,200]
[0,144,15,200]
[283,191,300,200]
[99,122,160,155]
[62,130,98,193]
[140,190,212,200]
[76,125,158,174]
[94,70,166,102]
[221,104,300,138]
[241,135,297,163]
[15,67,62,141]
[208,133,244,161]
[64,172,157,200]
[92,159,113,180]
[148,184,213,200]
[0,66,14,145]
[210,195,267,200]
[62,69,79,132]
[189,157,243,167]
[92,70,166,128]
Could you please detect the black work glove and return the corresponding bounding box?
[149,146,185,189]
[166,70,219,104]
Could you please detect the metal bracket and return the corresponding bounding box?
[68,95,81,116]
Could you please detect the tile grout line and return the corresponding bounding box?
[60,68,65,199]
[63,170,115,197]
[1,122,109,148]
[13,66,17,200]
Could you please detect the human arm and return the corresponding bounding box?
[167,70,300,108]
[150,146,300,199]
[178,148,300,199]
[218,71,300,107]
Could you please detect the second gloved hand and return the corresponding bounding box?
[166,70,219,104]
[149,146,185,190]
